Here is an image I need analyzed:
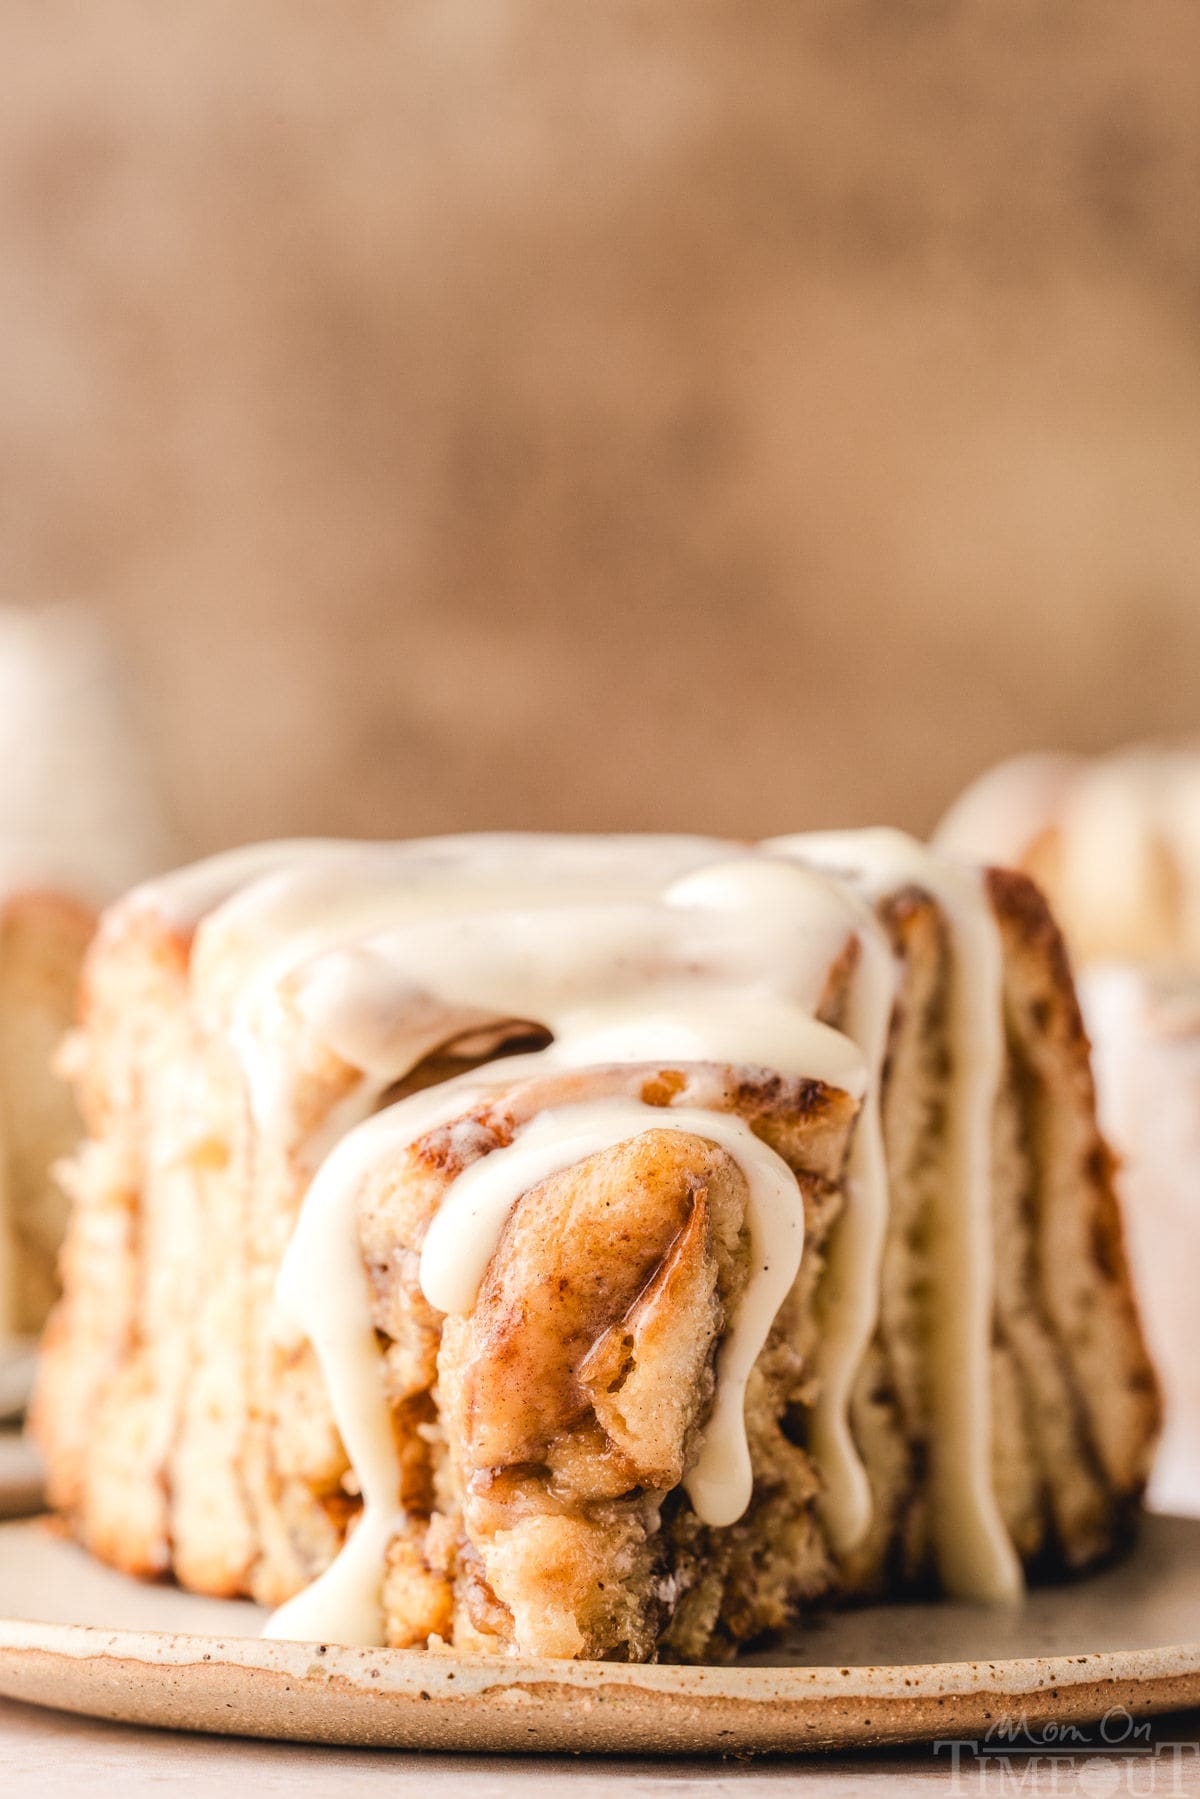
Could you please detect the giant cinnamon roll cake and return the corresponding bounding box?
[938,747,1200,1513]
[33,832,1158,1661]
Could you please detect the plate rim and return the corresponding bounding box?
[5,1510,1200,1754]
[4,1614,1200,1696]
[3,1616,1200,1755]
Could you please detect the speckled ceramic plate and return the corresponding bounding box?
[0,1514,1199,1754]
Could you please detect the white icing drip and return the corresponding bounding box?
[418,1097,806,1527]
[262,1065,535,1645]
[769,829,1022,1603]
[667,857,898,1553]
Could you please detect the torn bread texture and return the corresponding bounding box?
[33,859,1158,1662]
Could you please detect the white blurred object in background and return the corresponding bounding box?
[1082,965,1200,1519]
[0,602,173,1407]
[0,603,174,902]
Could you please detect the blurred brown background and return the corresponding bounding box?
[2,1,1199,860]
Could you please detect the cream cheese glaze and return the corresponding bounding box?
[264,1060,546,1645]
[129,830,1023,1643]
[769,830,1023,1603]
[661,857,897,1554]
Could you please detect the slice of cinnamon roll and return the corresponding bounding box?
[32,832,1159,1660]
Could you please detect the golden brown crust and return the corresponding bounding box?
[985,866,1161,1520]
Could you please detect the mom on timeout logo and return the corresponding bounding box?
[934,1707,1200,1794]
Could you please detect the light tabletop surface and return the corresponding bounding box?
[5,1696,1200,1795]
